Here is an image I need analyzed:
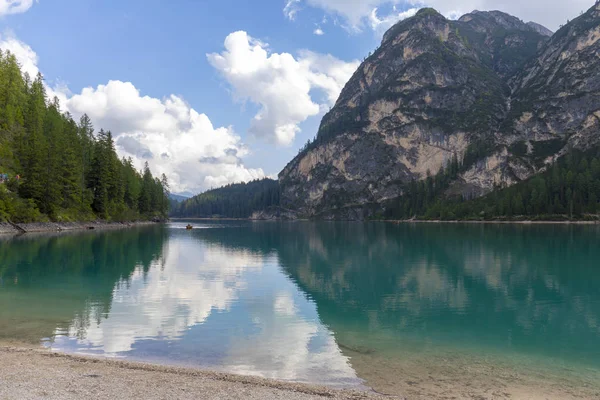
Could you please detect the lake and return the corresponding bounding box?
[1,222,599,399]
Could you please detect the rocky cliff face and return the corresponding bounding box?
[279,4,600,218]
[526,22,554,37]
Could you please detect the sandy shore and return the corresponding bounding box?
[0,346,389,400]
[342,345,600,400]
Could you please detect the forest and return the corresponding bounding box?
[173,145,600,222]
[0,50,169,223]
[172,179,280,219]
[384,146,600,221]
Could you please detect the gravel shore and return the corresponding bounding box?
[0,220,159,235]
[0,223,19,235]
[0,346,391,400]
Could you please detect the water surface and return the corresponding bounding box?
[1,222,599,398]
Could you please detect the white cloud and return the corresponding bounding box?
[412,0,592,30]
[207,31,359,145]
[225,290,356,383]
[61,240,268,354]
[0,34,265,195]
[305,0,388,29]
[53,238,357,385]
[369,6,418,32]
[0,0,34,16]
[284,0,302,20]
[66,82,265,194]
[0,33,38,77]
[298,50,360,105]
[313,27,325,35]
[287,0,592,32]
[0,33,69,111]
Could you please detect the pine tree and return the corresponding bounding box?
[19,73,47,206]
[40,97,64,216]
[78,114,95,210]
[0,57,167,222]
[160,173,170,216]
[138,162,153,215]
[122,157,141,211]
[0,51,27,130]
[89,129,111,217]
[59,114,83,209]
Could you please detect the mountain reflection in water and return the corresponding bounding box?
[1,222,599,397]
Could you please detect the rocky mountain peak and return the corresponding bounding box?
[459,10,531,32]
[381,7,447,46]
[508,2,600,152]
[453,10,550,78]
[278,4,600,219]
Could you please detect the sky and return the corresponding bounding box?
[0,0,593,196]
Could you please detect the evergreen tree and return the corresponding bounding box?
[173,179,280,219]
[160,173,170,216]
[40,97,64,215]
[19,73,47,205]
[0,58,168,222]
[78,114,95,210]
[138,162,153,215]
[59,114,83,209]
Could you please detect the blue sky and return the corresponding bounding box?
[0,0,588,195]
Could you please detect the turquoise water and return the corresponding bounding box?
[1,222,599,398]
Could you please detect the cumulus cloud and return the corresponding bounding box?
[0,33,38,76]
[66,82,265,193]
[0,0,34,16]
[313,27,325,35]
[0,33,70,113]
[298,50,360,105]
[207,31,359,145]
[60,240,268,354]
[0,34,265,195]
[288,0,592,32]
[53,238,357,385]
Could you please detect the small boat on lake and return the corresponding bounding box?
[186,224,193,230]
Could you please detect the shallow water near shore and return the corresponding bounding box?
[1,222,599,398]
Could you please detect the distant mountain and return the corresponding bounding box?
[278,3,600,220]
[170,179,280,219]
[168,193,189,203]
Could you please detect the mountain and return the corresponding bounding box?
[279,3,600,219]
[526,21,554,37]
[168,193,189,203]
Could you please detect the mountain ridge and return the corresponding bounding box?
[278,2,600,220]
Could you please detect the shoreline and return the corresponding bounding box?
[0,345,387,400]
[172,217,252,221]
[174,217,600,225]
[379,219,600,225]
[0,220,162,236]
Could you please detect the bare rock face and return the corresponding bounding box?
[510,4,600,150]
[279,5,600,218]
[526,22,554,37]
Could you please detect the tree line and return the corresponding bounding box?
[385,145,600,221]
[171,179,280,219]
[0,50,169,222]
